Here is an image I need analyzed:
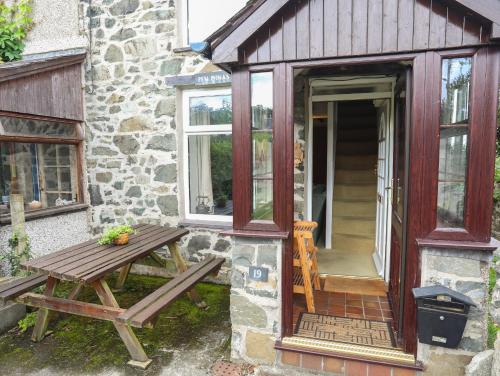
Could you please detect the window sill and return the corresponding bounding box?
[220,229,289,239]
[0,203,89,225]
[416,237,500,251]
[173,46,193,53]
[179,219,233,231]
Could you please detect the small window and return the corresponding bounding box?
[0,142,79,215]
[437,57,472,228]
[183,89,233,221]
[0,116,82,217]
[251,72,273,221]
[183,0,247,44]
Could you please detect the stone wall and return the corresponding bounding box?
[80,0,234,269]
[23,0,86,55]
[418,247,492,375]
[230,237,281,365]
[0,211,91,275]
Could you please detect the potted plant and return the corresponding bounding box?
[98,225,135,246]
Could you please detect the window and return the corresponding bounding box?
[182,0,247,45]
[183,89,233,221]
[251,72,273,221]
[0,115,82,217]
[437,57,472,228]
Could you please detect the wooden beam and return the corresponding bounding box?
[31,276,58,342]
[17,293,125,322]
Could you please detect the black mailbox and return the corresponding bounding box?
[412,285,476,349]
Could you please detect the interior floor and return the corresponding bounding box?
[317,247,379,277]
[292,289,398,349]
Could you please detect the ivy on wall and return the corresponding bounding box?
[0,0,32,63]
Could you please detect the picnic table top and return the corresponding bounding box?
[22,224,188,284]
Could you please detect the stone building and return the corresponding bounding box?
[1,1,500,376]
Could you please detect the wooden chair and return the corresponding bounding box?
[293,221,321,313]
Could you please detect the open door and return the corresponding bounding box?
[373,99,392,280]
[388,69,411,340]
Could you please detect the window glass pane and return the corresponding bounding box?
[0,142,78,215]
[251,72,273,220]
[437,127,468,228]
[188,134,232,216]
[189,95,232,126]
[0,116,77,137]
[187,0,247,43]
[441,58,472,124]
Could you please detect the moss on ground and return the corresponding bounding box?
[0,274,231,375]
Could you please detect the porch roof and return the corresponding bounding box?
[202,0,500,67]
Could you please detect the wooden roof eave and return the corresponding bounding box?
[202,0,500,67]
[207,0,292,65]
[0,48,87,84]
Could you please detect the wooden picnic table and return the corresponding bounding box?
[4,224,225,369]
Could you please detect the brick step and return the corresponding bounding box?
[335,169,377,184]
[335,155,377,170]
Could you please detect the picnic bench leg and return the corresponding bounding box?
[68,283,84,300]
[168,242,207,309]
[92,279,152,369]
[114,263,132,291]
[31,276,58,342]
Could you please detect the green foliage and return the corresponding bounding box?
[98,225,135,245]
[494,157,500,203]
[17,312,37,333]
[210,135,232,204]
[0,0,33,63]
[488,318,499,349]
[0,232,31,276]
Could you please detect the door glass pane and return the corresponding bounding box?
[437,127,468,228]
[188,134,233,216]
[440,58,472,125]
[189,95,232,126]
[251,72,273,220]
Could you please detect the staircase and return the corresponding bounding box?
[332,102,378,253]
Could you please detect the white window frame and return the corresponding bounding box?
[182,87,233,223]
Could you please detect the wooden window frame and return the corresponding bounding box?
[426,48,500,242]
[231,63,288,233]
[0,111,85,220]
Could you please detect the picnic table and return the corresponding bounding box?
[0,224,225,369]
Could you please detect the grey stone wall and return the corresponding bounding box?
[230,237,281,365]
[80,0,234,268]
[418,247,493,375]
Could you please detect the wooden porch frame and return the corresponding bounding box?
[246,47,500,355]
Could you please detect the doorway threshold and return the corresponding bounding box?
[278,336,417,367]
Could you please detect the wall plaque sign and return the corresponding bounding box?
[249,266,269,282]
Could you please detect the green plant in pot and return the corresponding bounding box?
[98,225,135,246]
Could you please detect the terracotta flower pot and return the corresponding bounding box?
[113,233,129,246]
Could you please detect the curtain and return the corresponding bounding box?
[189,135,213,214]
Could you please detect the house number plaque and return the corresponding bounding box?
[249,266,268,282]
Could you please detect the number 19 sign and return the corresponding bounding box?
[249,266,269,282]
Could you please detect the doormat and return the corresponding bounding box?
[295,312,397,349]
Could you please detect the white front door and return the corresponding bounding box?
[373,100,392,280]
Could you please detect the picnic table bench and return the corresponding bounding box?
[0,224,225,369]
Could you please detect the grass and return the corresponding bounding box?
[0,274,231,375]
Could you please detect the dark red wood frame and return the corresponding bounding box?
[231,46,500,354]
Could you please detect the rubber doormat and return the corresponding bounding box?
[295,312,397,349]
